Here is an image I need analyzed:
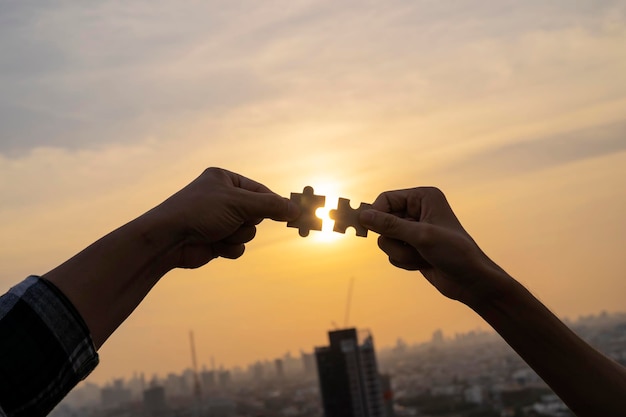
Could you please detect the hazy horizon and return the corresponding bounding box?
[1,0,625,385]
[84,309,626,387]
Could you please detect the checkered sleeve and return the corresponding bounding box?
[0,276,99,417]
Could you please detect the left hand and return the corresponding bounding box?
[151,167,298,268]
[359,187,506,306]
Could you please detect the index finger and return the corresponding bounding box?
[224,170,275,194]
[372,188,414,214]
[372,187,454,221]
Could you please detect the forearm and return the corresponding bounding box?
[470,273,626,416]
[360,187,626,414]
[43,208,182,348]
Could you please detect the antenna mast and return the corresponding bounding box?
[189,331,202,400]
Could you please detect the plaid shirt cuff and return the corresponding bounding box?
[0,276,99,417]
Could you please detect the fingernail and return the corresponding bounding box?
[360,209,375,225]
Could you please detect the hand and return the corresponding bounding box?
[359,187,508,306]
[152,167,298,269]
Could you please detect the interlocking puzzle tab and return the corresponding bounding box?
[287,186,326,237]
[329,198,373,237]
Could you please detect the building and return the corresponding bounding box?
[218,370,231,388]
[201,370,216,390]
[302,351,316,376]
[275,358,285,379]
[432,329,444,345]
[100,379,131,409]
[252,361,264,381]
[315,328,388,417]
[143,385,167,416]
[379,374,395,417]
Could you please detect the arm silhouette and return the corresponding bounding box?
[1,167,297,416]
[44,167,297,348]
[359,187,626,417]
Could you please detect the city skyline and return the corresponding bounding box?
[56,311,626,416]
[77,309,624,387]
[1,0,626,385]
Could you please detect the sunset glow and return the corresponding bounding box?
[1,0,625,385]
[307,180,344,243]
[314,204,343,243]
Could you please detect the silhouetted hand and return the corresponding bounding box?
[152,167,298,269]
[359,187,508,306]
[361,188,626,416]
[44,167,298,349]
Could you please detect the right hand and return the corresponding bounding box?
[359,187,509,306]
[150,167,298,269]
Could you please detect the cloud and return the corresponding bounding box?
[1,0,625,157]
[441,119,626,181]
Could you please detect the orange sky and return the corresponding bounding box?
[1,1,625,384]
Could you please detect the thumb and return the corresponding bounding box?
[360,209,427,247]
[240,191,300,222]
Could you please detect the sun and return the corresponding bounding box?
[313,203,343,243]
[305,180,344,243]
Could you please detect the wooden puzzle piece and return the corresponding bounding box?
[287,186,326,237]
[329,198,373,237]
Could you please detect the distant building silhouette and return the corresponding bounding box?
[101,379,132,409]
[218,369,231,388]
[432,328,444,345]
[315,328,391,417]
[302,351,316,376]
[201,370,216,390]
[275,358,285,379]
[379,374,394,417]
[252,361,264,381]
[143,385,167,416]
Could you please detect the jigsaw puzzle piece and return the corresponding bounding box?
[329,198,373,237]
[287,186,326,237]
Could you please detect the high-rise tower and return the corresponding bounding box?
[315,328,387,417]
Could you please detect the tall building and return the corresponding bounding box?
[301,351,316,376]
[315,328,388,417]
[275,358,285,379]
[143,385,167,416]
[252,361,264,381]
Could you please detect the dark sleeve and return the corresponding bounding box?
[0,276,99,417]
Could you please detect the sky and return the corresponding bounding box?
[1,0,625,385]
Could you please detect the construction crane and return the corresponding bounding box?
[189,331,202,401]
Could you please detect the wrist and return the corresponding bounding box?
[132,208,186,273]
[461,263,520,313]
